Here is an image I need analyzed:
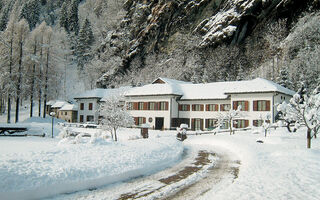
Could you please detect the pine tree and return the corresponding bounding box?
[0,3,12,31]
[77,18,94,70]
[59,2,69,32]
[20,0,41,30]
[277,67,291,89]
[68,0,79,35]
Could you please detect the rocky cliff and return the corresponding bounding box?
[96,0,316,87]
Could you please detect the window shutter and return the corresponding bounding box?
[143,117,146,123]
[266,100,270,111]
[245,120,249,128]
[134,117,138,125]
[200,105,204,111]
[187,105,190,111]
[220,104,224,111]
[143,102,148,110]
[253,101,258,111]
[245,101,249,111]
[133,102,138,110]
[215,104,218,111]
[206,104,209,111]
[179,104,182,111]
[233,101,237,110]
[165,102,169,110]
[200,119,204,130]
[191,119,195,130]
[205,119,208,128]
[192,105,195,111]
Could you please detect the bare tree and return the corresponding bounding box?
[99,94,134,141]
[278,86,320,148]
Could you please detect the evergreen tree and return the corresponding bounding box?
[277,67,291,89]
[20,0,41,30]
[0,3,12,31]
[68,0,79,35]
[59,2,69,32]
[77,18,94,70]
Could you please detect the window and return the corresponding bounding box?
[220,104,231,111]
[138,102,144,110]
[86,115,94,122]
[253,100,270,111]
[194,119,202,130]
[80,103,84,110]
[179,104,190,111]
[149,102,156,110]
[160,102,166,110]
[233,101,249,111]
[89,103,93,110]
[206,104,218,111]
[233,119,249,128]
[134,117,146,125]
[205,119,217,129]
[192,104,204,111]
[253,120,264,127]
[65,112,67,115]
[80,115,84,122]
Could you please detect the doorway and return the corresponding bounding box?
[155,117,164,130]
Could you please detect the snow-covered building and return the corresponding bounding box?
[45,100,56,115]
[58,104,78,123]
[74,87,129,123]
[51,100,69,118]
[124,77,295,130]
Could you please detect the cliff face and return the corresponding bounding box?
[97,0,314,87]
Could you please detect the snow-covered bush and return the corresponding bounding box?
[278,86,320,148]
[57,127,70,138]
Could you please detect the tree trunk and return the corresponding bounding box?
[30,42,37,118]
[15,38,23,123]
[43,47,49,118]
[114,128,117,141]
[307,128,312,149]
[7,35,13,124]
[38,44,43,117]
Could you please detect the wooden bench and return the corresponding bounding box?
[0,127,28,135]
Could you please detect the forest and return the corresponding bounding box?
[0,0,320,122]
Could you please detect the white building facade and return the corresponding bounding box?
[125,77,295,130]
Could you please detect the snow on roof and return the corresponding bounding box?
[51,100,68,108]
[59,104,78,111]
[125,78,296,99]
[75,87,131,100]
[224,78,296,96]
[47,100,56,106]
[152,77,192,85]
[125,84,182,97]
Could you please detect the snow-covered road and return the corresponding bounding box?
[48,144,239,200]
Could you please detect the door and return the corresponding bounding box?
[155,117,164,130]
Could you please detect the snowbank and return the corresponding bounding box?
[0,136,183,200]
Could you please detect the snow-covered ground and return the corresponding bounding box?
[1,113,319,200]
[189,127,320,200]
[0,127,183,200]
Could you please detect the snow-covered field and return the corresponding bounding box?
[0,127,183,200]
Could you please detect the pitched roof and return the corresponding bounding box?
[152,77,192,85]
[125,77,296,99]
[59,104,78,111]
[74,87,131,99]
[52,100,68,108]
